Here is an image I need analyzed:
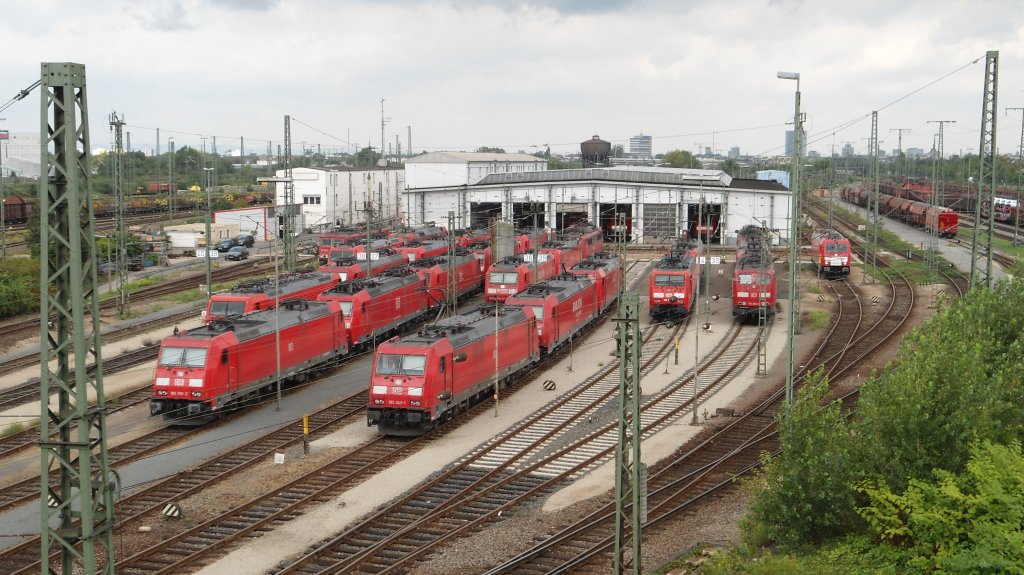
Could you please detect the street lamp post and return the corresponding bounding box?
[0,118,6,258]
[778,70,801,409]
[168,137,175,227]
[204,167,215,302]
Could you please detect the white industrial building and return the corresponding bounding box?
[271,166,405,230]
[270,152,793,246]
[404,164,793,246]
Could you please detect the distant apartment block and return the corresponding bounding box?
[629,133,652,158]
[728,146,741,158]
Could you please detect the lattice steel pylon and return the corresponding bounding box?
[282,115,296,271]
[614,293,643,575]
[446,210,458,316]
[616,213,627,296]
[109,111,129,316]
[39,62,117,575]
[971,50,999,290]
[756,223,770,376]
[928,120,955,307]
[862,111,881,285]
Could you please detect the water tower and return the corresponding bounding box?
[581,135,611,167]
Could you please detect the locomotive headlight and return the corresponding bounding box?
[191,391,203,397]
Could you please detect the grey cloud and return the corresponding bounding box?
[133,1,190,31]
[208,0,279,10]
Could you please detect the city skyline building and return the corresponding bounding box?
[629,133,652,158]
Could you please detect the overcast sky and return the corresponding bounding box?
[2,0,1023,160]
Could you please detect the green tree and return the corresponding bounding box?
[744,370,859,548]
[475,146,506,154]
[0,257,40,318]
[858,441,1024,573]
[354,146,381,167]
[853,277,1024,488]
[721,157,741,176]
[661,149,700,169]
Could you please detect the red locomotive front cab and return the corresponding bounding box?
[811,230,851,279]
[732,265,777,321]
[152,300,347,423]
[486,256,533,302]
[649,247,700,320]
[151,334,233,422]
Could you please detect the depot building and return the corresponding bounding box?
[274,141,794,247]
[402,151,792,247]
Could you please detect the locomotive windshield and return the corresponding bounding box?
[376,353,427,376]
[824,242,848,253]
[738,274,754,285]
[338,301,353,317]
[489,272,519,284]
[528,305,545,323]
[159,346,208,368]
[208,300,246,317]
[653,274,687,286]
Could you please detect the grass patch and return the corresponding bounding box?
[170,288,206,304]
[701,535,907,575]
[2,421,26,437]
[804,309,831,330]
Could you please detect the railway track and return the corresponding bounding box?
[483,231,923,574]
[1,391,372,574]
[0,384,155,460]
[0,255,313,347]
[263,320,755,574]
[6,262,653,574]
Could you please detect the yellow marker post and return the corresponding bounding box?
[302,415,310,455]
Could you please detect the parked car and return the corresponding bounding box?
[225,246,249,261]
[97,261,119,274]
[235,233,255,248]
[216,238,238,252]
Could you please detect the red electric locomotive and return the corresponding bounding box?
[810,229,852,278]
[485,251,558,302]
[204,270,340,322]
[151,300,348,423]
[328,236,403,261]
[516,227,549,253]
[409,251,485,307]
[569,252,624,314]
[317,227,391,264]
[561,221,605,259]
[367,305,541,435]
[649,239,704,320]
[539,239,583,271]
[505,274,599,355]
[732,225,777,321]
[467,241,492,274]
[317,267,430,351]
[393,223,447,243]
[397,239,449,262]
[457,229,491,247]
[319,248,409,281]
